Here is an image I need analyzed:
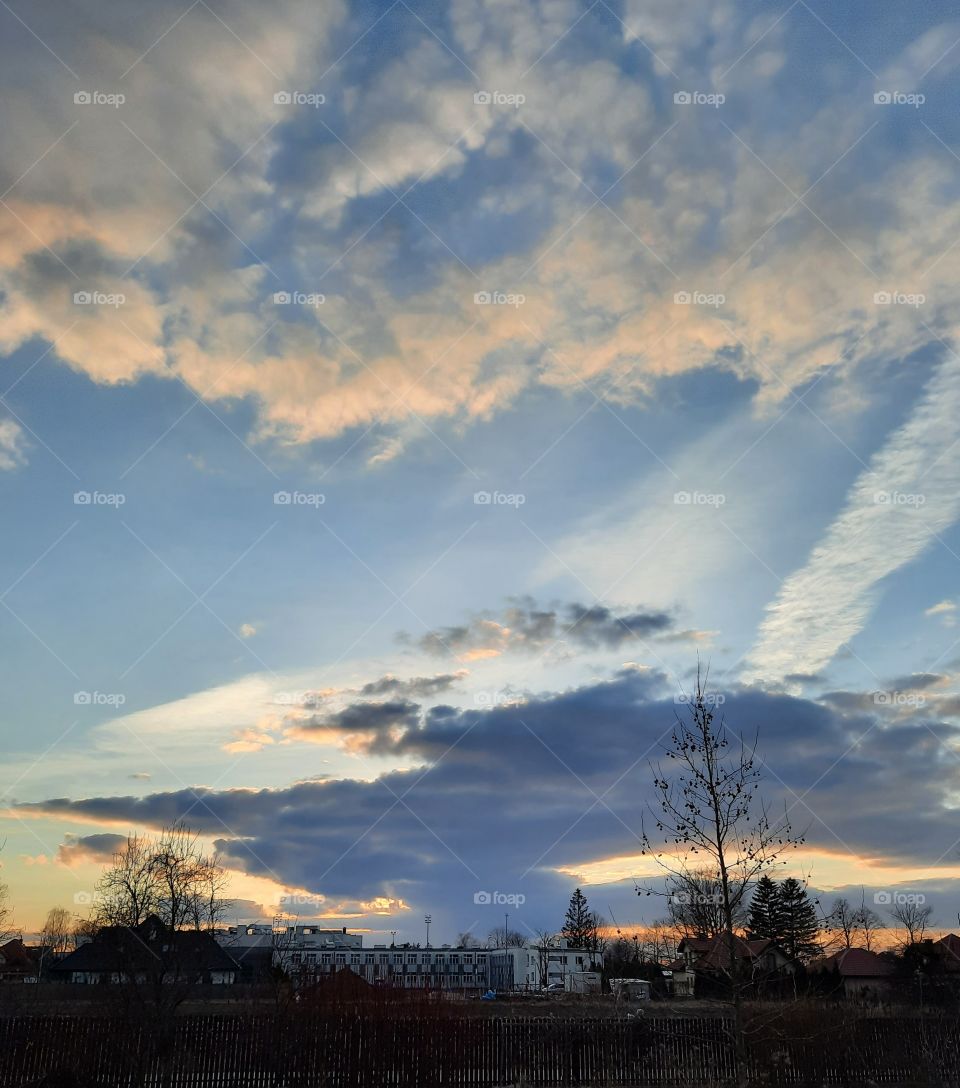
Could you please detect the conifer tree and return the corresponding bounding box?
[747,875,781,940]
[562,888,601,949]
[777,877,821,959]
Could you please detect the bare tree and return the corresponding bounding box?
[455,931,481,949]
[532,928,555,988]
[40,907,72,955]
[96,833,158,927]
[639,669,801,1086]
[824,897,858,950]
[0,877,13,945]
[486,926,526,948]
[659,869,749,939]
[70,916,99,950]
[888,899,932,947]
[856,892,885,951]
[95,823,226,931]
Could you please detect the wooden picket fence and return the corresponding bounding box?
[0,1012,957,1086]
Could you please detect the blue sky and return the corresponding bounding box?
[3,0,960,942]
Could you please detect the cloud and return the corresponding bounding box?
[20,673,960,930]
[746,350,960,682]
[358,671,468,698]
[55,832,127,867]
[926,599,957,627]
[288,699,422,754]
[412,598,676,659]
[1,2,959,462]
[0,419,27,470]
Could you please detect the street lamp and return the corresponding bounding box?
[424,915,432,947]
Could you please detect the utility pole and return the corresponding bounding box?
[424,914,432,948]
[504,912,509,948]
[390,930,397,948]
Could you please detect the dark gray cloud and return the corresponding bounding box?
[289,699,422,750]
[56,832,127,867]
[22,672,960,936]
[359,671,467,698]
[411,597,677,658]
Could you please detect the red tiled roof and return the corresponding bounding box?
[677,935,759,970]
[809,947,893,978]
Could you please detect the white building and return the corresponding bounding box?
[488,938,603,992]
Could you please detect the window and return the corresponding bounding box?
[379,954,389,965]
[335,953,346,965]
[350,953,360,965]
[364,954,374,964]
[306,953,316,965]
[321,953,331,965]
[450,954,460,964]
[406,953,417,965]
[464,953,473,964]
[291,953,301,965]
[422,954,431,964]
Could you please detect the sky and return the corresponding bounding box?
[2,0,960,943]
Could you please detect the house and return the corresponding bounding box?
[932,933,960,973]
[54,916,239,985]
[671,935,797,997]
[808,947,894,999]
[0,939,39,982]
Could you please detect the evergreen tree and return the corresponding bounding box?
[777,877,821,959]
[747,875,781,940]
[562,888,597,948]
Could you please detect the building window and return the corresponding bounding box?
[350,953,360,965]
[335,954,346,965]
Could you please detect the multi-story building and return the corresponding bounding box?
[289,943,492,991]
[217,925,493,991]
[488,938,603,992]
[217,925,602,993]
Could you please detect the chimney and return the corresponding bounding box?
[342,926,347,934]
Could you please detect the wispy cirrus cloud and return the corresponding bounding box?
[746,350,960,682]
